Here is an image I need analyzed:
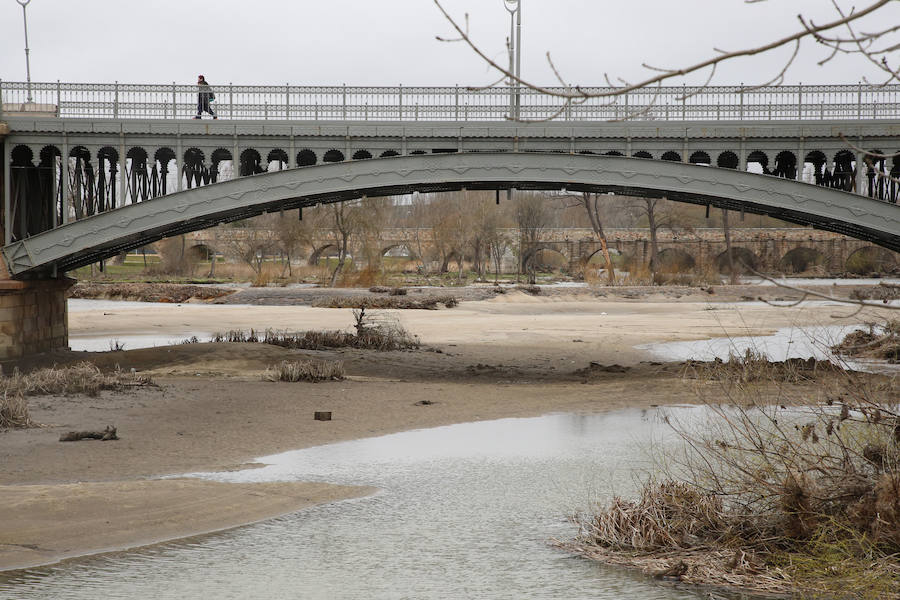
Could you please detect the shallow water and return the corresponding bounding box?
[637,323,861,363]
[740,276,900,286]
[68,299,216,351]
[1,411,745,600]
[637,323,900,374]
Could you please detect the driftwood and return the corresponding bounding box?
[652,560,689,579]
[314,411,332,421]
[60,425,118,442]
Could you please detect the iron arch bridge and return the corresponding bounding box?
[3,152,900,277]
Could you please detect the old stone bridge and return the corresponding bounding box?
[183,226,896,275]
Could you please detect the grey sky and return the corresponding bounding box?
[1,1,897,87]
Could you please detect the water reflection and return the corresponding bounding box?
[2,411,744,600]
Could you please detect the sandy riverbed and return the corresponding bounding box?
[1,288,893,572]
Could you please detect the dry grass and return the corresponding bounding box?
[0,391,32,429]
[832,321,900,363]
[0,362,152,399]
[69,282,234,303]
[850,283,900,302]
[0,363,153,429]
[262,359,344,382]
[311,295,458,310]
[680,349,843,383]
[211,320,420,352]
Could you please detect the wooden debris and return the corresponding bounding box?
[314,411,332,421]
[60,425,118,442]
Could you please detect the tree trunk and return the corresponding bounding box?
[598,235,615,285]
[179,235,186,275]
[329,237,349,287]
[582,193,616,285]
[647,200,659,275]
[722,208,737,284]
[208,250,217,278]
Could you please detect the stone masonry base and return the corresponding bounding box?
[0,278,75,362]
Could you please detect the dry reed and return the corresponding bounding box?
[0,391,32,429]
[832,320,900,363]
[262,359,344,382]
[0,362,152,399]
[570,343,900,598]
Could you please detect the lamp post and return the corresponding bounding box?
[16,0,34,103]
[503,0,521,119]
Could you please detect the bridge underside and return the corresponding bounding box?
[4,153,899,277]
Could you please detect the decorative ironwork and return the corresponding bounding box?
[3,80,900,121]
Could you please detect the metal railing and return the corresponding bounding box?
[2,81,900,121]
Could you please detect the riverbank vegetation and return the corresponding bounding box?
[210,309,419,352]
[569,347,900,599]
[832,320,900,363]
[262,359,345,383]
[0,363,153,429]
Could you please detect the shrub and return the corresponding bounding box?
[262,360,344,382]
[311,295,458,310]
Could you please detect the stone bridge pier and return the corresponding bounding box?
[0,134,73,362]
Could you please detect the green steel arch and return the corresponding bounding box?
[4,152,900,276]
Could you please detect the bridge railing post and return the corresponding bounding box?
[798,83,802,119]
[285,83,290,120]
[398,84,403,120]
[858,82,863,119]
[739,83,744,120]
[172,82,177,119]
[342,83,347,120]
[229,83,233,119]
[56,79,61,117]
[113,81,119,118]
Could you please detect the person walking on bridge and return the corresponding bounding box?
[194,75,217,119]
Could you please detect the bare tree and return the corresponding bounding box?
[434,0,897,120]
[627,197,680,276]
[225,228,276,276]
[271,211,315,278]
[555,192,617,284]
[327,201,360,287]
[488,229,511,283]
[721,208,739,285]
[515,191,549,282]
[355,197,393,270]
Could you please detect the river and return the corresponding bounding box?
[1,410,742,600]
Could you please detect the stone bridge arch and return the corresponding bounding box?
[381,243,417,261]
[308,243,338,266]
[779,246,827,274]
[845,245,899,274]
[520,242,573,273]
[714,247,760,274]
[4,153,900,277]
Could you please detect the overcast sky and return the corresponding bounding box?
[1,1,897,88]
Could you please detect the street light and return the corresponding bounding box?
[16,0,34,103]
[502,0,521,119]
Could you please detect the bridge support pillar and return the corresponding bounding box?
[0,273,75,362]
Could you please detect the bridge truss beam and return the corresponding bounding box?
[3,153,899,276]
